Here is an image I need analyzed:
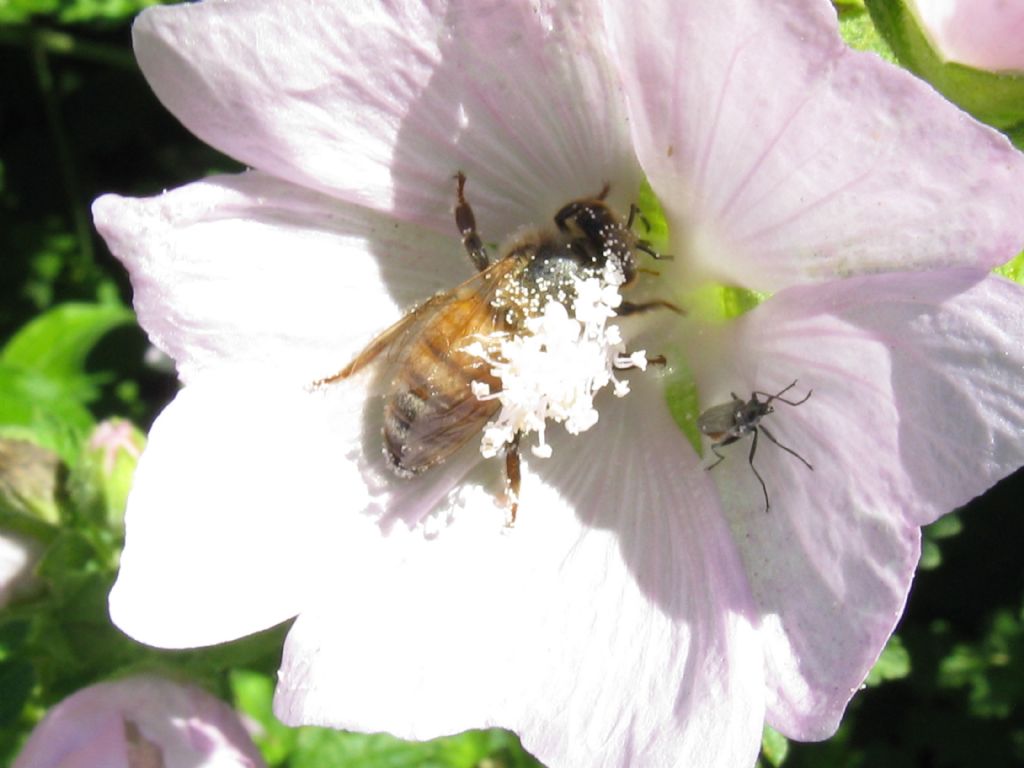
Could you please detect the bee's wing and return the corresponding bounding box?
[315,293,448,385]
[380,257,528,473]
[316,256,522,385]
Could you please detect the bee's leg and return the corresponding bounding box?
[454,172,490,272]
[504,432,522,526]
[618,299,685,316]
[636,241,672,261]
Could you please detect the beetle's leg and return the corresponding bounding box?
[760,425,814,471]
[454,172,490,272]
[747,428,771,513]
[707,444,727,471]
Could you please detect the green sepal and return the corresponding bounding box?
[635,179,671,255]
[688,284,767,325]
[663,358,702,456]
[994,250,1024,286]
[67,419,145,537]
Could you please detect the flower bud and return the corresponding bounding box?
[13,675,266,768]
[70,418,146,535]
[0,437,63,525]
[908,0,1024,73]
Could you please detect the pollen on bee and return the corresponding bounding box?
[467,261,645,460]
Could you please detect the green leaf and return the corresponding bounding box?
[918,537,942,570]
[926,511,963,541]
[837,3,897,62]
[0,621,30,662]
[761,725,790,767]
[1,302,133,399]
[0,363,95,465]
[0,661,35,726]
[0,0,172,24]
[1007,121,1024,151]
[36,530,97,585]
[231,669,298,766]
[289,728,539,768]
[864,634,911,686]
[937,607,1024,719]
[918,511,963,569]
[865,0,1024,130]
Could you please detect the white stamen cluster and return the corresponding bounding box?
[465,263,647,460]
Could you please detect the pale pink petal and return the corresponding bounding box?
[13,675,264,768]
[110,328,505,647]
[276,380,764,768]
[604,0,1024,291]
[131,0,641,236]
[109,375,367,648]
[93,171,463,386]
[911,0,1024,71]
[689,269,1024,738]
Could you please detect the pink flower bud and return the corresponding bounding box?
[910,0,1024,72]
[13,676,265,768]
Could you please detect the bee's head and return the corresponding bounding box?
[554,198,638,284]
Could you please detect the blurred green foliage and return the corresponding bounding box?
[1,0,1023,766]
[836,0,897,62]
[0,0,165,25]
[232,670,539,768]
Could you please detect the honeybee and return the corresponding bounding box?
[316,173,673,521]
[698,380,814,512]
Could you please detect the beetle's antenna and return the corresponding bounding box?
[755,380,812,407]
